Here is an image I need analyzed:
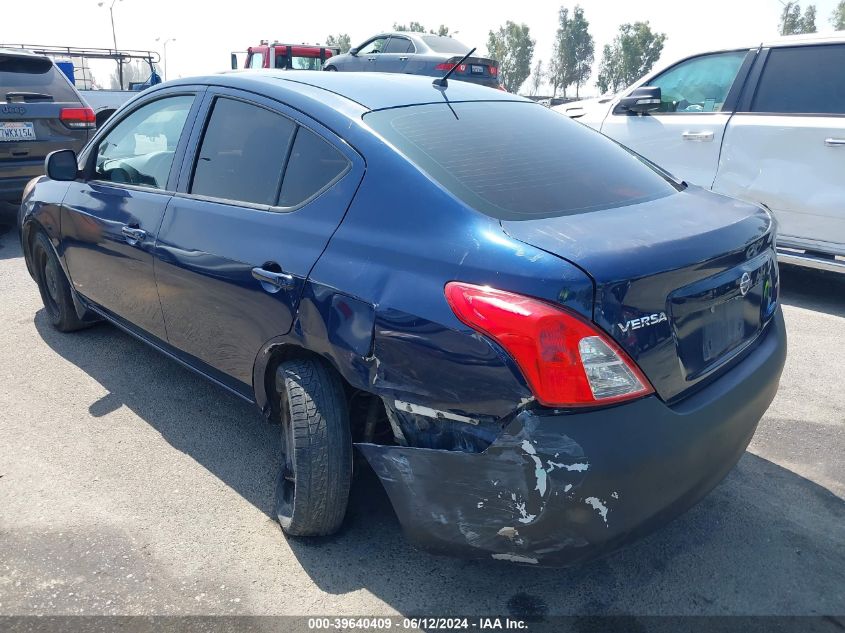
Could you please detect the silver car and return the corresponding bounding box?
[325,32,502,90]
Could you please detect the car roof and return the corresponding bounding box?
[0,47,44,58]
[762,32,845,47]
[180,70,523,112]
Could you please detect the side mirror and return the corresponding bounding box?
[618,86,662,114]
[45,149,78,181]
[348,47,358,56]
[230,53,238,70]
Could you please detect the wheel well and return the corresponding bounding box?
[263,345,390,443]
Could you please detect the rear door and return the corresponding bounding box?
[155,89,364,390]
[375,36,414,73]
[61,89,201,340]
[600,50,752,186]
[713,43,845,251]
[0,52,90,202]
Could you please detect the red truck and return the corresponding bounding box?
[231,41,340,71]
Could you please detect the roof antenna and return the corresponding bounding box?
[433,47,476,88]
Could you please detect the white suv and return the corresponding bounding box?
[556,34,845,272]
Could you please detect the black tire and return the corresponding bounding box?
[31,231,87,332]
[275,357,352,536]
[324,66,337,71]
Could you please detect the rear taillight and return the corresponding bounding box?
[434,62,456,71]
[490,66,498,77]
[60,107,96,130]
[445,282,653,408]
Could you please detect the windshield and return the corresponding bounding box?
[364,101,680,221]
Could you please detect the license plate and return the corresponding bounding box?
[471,65,485,74]
[0,122,36,142]
[702,297,747,363]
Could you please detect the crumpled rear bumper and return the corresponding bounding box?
[357,308,786,566]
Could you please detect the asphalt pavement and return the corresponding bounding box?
[0,222,843,617]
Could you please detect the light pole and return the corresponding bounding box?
[156,37,175,81]
[98,0,124,86]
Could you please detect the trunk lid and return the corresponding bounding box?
[502,187,779,402]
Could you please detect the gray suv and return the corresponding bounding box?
[325,33,501,90]
[1,48,94,220]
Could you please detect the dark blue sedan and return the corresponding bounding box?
[19,70,786,566]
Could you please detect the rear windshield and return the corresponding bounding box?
[420,36,469,54]
[364,101,680,221]
[0,54,79,102]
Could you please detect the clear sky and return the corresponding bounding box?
[2,0,842,96]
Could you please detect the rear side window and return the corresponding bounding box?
[365,101,679,221]
[384,38,414,54]
[278,128,350,207]
[0,54,79,103]
[752,45,845,114]
[191,98,296,205]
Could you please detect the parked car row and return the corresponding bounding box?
[555,33,845,273]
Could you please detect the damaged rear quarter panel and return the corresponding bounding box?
[301,147,594,419]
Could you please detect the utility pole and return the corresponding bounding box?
[156,37,175,81]
[98,0,124,87]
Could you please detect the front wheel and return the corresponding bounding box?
[324,66,337,71]
[275,358,352,536]
[31,231,88,332]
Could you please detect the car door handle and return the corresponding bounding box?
[121,225,147,244]
[251,266,295,292]
[681,131,714,142]
[367,57,377,62]
[398,56,408,61]
[825,138,845,147]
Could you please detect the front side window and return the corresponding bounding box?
[94,95,194,189]
[752,45,845,115]
[645,51,747,113]
[358,38,387,55]
[365,101,679,221]
[190,97,296,206]
[278,127,350,207]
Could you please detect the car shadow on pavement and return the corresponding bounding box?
[779,264,845,318]
[33,308,845,616]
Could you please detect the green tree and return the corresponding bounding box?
[529,59,544,96]
[780,2,817,34]
[392,22,451,36]
[833,0,845,29]
[393,21,427,32]
[570,6,594,98]
[549,5,595,98]
[596,21,666,94]
[487,21,535,94]
[325,33,351,54]
[549,7,574,97]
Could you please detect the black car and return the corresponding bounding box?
[325,33,501,90]
[0,48,94,220]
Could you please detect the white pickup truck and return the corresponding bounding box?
[556,34,845,272]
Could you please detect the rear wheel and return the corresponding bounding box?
[32,231,87,332]
[275,358,352,536]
